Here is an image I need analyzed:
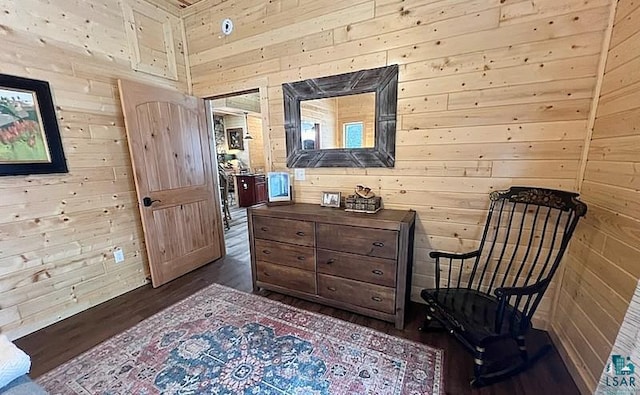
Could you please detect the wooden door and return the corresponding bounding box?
[118,79,224,287]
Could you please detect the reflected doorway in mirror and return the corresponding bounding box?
[301,121,320,150]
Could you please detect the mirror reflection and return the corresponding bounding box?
[299,92,376,150]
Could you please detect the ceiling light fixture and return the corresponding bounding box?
[243,112,253,140]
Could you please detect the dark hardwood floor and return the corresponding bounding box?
[15,206,579,395]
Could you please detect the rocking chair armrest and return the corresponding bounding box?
[493,280,551,333]
[494,280,549,298]
[429,250,480,260]
[430,250,480,291]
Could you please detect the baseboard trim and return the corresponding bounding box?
[549,324,596,395]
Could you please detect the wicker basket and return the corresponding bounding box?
[344,195,382,213]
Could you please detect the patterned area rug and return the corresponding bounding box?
[37,283,443,394]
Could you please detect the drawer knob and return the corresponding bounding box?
[327,286,337,292]
[263,272,271,277]
[261,226,268,232]
[371,296,383,302]
[296,231,305,236]
[326,258,335,264]
[372,242,385,247]
[372,269,383,276]
[262,250,271,255]
[297,256,306,261]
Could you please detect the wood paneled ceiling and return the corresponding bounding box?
[166,0,205,8]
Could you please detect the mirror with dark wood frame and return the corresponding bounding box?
[283,65,399,168]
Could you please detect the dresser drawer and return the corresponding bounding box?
[317,249,396,287]
[316,223,397,259]
[255,239,315,271]
[253,216,315,246]
[318,274,395,314]
[256,261,315,293]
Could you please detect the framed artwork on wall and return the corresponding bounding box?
[227,127,244,150]
[0,73,68,176]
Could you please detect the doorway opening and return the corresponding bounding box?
[207,89,266,260]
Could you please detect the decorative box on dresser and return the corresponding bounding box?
[248,203,416,329]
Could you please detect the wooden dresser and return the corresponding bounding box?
[248,203,416,329]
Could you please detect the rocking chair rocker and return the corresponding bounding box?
[419,186,587,387]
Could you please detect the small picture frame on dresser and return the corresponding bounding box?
[321,191,341,208]
[266,171,293,205]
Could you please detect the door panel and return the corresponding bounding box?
[136,102,206,190]
[152,201,214,261]
[119,79,224,287]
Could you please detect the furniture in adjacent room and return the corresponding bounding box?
[235,174,267,207]
[419,186,587,387]
[248,203,416,329]
[218,165,232,230]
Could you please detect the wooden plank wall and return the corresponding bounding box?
[247,115,267,172]
[183,0,614,327]
[222,114,264,170]
[550,0,640,392]
[221,114,250,166]
[0,0,188,339]
[595,279,640,393]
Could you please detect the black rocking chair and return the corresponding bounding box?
[419,186,587,387]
